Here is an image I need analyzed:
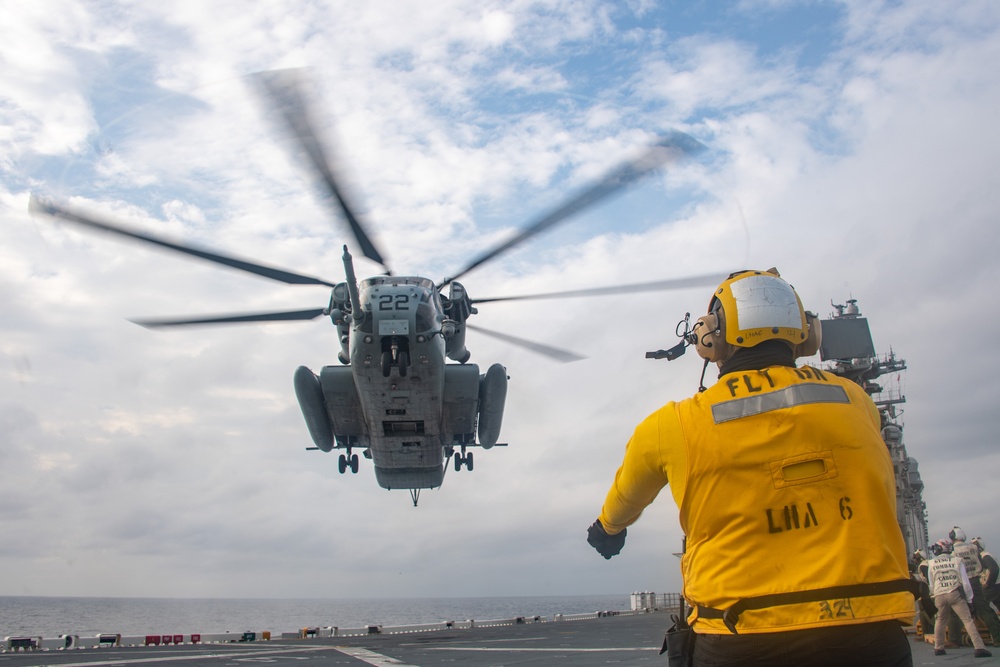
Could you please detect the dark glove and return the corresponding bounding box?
[587,519,626,559]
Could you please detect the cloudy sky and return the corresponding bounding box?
[2,0,999,602]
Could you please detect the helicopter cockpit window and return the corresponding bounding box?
[361,276,435,290]
[358,312,374,334]
[415,293,442,333]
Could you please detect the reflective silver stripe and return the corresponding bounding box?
[712,383,850,424]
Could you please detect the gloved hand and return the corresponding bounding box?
[587,519,626,559]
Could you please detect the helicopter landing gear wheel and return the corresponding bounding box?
[398,350,409,377]
[454,451,474,471]
[339,453,359,474]
[381,350,392,377]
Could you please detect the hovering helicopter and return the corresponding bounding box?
[29,70,717,505]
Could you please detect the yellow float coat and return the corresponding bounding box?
[599,365,913,634]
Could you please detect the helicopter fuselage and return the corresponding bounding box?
[294,272,507,494]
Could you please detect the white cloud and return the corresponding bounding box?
[636,37,801,119]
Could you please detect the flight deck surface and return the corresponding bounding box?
[0,613,984,666]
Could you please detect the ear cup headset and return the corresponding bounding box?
[691,301,729,364]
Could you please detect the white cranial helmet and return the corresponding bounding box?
[692,269,820,364]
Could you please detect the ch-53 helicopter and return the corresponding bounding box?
[30,70,719,505]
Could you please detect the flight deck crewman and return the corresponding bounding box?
[973,537,1000,608]
[586,269,919,667]
[952,527,1000,644]
[928,539,991,657]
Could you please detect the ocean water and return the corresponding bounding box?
[0,594,629,639]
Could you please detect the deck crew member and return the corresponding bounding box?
[587,269,918,667]
[952,527,1000,644]
[973,537,1000,610]
[929,539,991,657]
[913,550,936,638]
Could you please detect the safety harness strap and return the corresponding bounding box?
[696,578,922,634]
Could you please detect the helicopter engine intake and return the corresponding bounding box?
[443,282,475,363]
[328,282,353,364]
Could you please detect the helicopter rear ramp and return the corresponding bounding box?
[373,466,445,491]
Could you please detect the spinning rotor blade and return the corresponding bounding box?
[465,323,584,363]
[472,272,727,304]
[29,196,338,287]
[131,307,327,328]
[253,70,391,274]
[442,131,706,287]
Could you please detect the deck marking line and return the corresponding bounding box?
[334,646,420,666]
[23,645,333,667]
[399,636,547,647]
[426,646,656,652]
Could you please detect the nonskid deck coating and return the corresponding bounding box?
[0,613,985,666]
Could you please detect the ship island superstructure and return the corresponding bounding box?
[819,299,929,557]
